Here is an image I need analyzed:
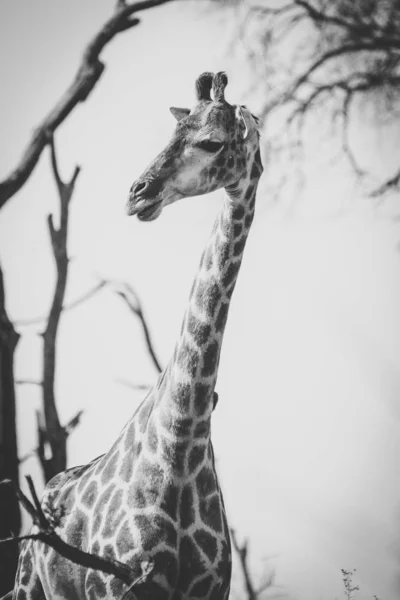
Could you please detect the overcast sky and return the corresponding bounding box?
[1,1,400,599]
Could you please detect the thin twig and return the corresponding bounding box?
[115,283,163,374]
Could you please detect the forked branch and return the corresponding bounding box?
[230,528,275,600]
[39,137,80,482]
[0,0,174,210]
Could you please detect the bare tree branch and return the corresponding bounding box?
[15,280,108,327]
[0,0,174,210]
[38,137,80,482]
[232,0,400,197]
[115,283,163,374]
[370,166,400,197]
[230,528,275,600]
[15,379,43,387]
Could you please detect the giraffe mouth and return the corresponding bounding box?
[127,196,163,221]
[137,199,163,222]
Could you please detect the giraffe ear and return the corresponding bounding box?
[169,107,190,121]
[235,105,256,140]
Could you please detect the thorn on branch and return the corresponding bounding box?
[64,410,84,436]
[117,17,141,32]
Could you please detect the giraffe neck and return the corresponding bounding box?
[158,162,261,423]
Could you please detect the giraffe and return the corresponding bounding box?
[11,71,263,600]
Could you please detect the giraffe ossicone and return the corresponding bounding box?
[12,71,263,600]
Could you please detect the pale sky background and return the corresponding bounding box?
[1,1,400,599]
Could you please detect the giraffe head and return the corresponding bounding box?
[127,71,261,221]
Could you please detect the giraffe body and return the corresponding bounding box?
[12,72,263,600]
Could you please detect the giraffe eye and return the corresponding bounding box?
[196,140,224,153]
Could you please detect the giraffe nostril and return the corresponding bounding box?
[131,180,149,196]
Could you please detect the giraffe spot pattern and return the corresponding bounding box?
[233,235,246,257]
[180,484,195,529]
[138,396,155,433]
[102,489,124,538]
[119,450,134,482]
[101,451,119,486]
[124,421,136,451]
[65,507,87,547]
[103,543,117,562]
[19,547,32,586]
[201,340,219,377]
[31,578,43,598]
[195,278,221,317]
[222,261,240,289]
[171,382,191,412]
[190,574,214,597]
[215,239,231,271]
[129,485,147,508]
[147,418,159,453]
[215,302,229,333]
[81,480,98,509]
[91,512,102,537]
[250,161,260,180]
[216,537,232,579]
[196,466,217,496]
[194,382,211,416]
[160,481,179,521]
[178,535,205,592]
[232,205,245,220]
[210,581,226,600]
[86,572,107,599]
[161,438,188,476]
[116,519,134,555]
[194,420,210,438]
[194,529,218,563]
[245,185,254,200]
[134,513,177,551]
[161,411,193,437]
[156,550,178,588]
[92,484,114,527]
[177,340,199,378]
[131,459,165,506]
[245,212,253,228]
[233,222,243,237]
[77,467,94,493]
[187,311,211,346]
[110,577,124,597]
[204,247,213,270]
[200,495,223,532]
[189,444,206,473]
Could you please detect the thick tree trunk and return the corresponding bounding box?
[0,265,20,594]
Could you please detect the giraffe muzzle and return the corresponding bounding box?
[126,195,163,221]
